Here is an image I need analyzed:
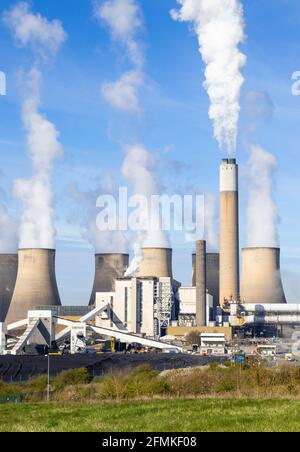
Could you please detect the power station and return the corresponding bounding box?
[0,158,296,356]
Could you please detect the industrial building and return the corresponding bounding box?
[95,275,180,338]
[0,158,296,356]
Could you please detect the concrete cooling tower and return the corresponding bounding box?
[0,254,18,322]
[137,248,173,279]
[192,253,220,306]
[220,159,240,305]
[5,249,61,325]
[241,248,287,304]
[89,253,129,305]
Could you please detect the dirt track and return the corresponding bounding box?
[0,353,227,382]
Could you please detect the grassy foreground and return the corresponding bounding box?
[0,399,299,432]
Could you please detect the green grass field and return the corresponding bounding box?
[0,399,299,432]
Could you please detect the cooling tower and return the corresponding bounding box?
[5,249,61,325]
[220,159,240,305]
[206,253,220,307]
[89,253,129,305]
[192,253,220,305]
[137,248,173,279]
[241,248,287,304]
[0,254,18,323]
[195,241,206,326]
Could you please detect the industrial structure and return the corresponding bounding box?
[0,158,298,356]
[192,252,220,316]
[95,276,180,338]
[89,253,129,305]
[0,254,18,322]
[137,248,173,279]
[219,159,240,306]
[241,248,286,304]
[5,249,61,325]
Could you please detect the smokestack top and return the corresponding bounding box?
[220,159,238,192]
[222,158,237,165]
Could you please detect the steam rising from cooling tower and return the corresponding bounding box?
[69,178,128,254]
[241,248,286,304]
[14,68,63,249]
[246,145,279,248]
[0,201,18,254]
[94,0,144,113]
[171,0,246,153]
[3,2,67,249]
[6,249,61,325]
[122,145,170,276]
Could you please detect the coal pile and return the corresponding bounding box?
[0,354,227,382]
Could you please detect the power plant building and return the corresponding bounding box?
[96,276,179,338]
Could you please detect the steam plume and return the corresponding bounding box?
[69,176,128,254]
[246,145,279,248]
[122,145,170,276]
[0,200,18,253]
[171,0,246,153]
[3,2,66,249]
[94,0,143,113]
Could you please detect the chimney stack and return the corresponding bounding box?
[5,249,61,325]
[195,240,207,326]
[192,252,220,306]
[220,159,240,305]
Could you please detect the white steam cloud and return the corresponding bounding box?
[122,145,170,276]
[171,0,246,153]
[102,70,143,113]
[0,199,18,253]
[246,145,279,248]
[3,1,67,58]
[202,193,219,252]
[94,0,143,113]
[4,2,66,249]
[69,175,128,254]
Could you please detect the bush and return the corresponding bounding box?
[52,368,90,392]
[97,365,171,400]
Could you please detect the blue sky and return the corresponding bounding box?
[1,0,300,304]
